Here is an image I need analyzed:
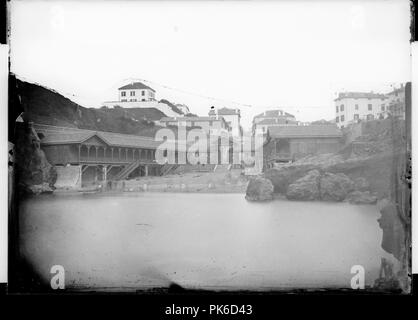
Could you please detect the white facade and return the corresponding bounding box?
[213,108,242,137]
[119,88,155,102]
[335,94,388,128]
[159,116,230,136]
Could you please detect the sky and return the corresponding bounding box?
[9,0,411,130]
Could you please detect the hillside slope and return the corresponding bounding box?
[14,79,169,137]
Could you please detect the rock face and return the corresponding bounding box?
[353,177,370,191]
[346,191,377,204]
[286,170,320,201]
[319,172,354,201]
[245,177,274,201]
[378,201,406,261]
[27,183,54,195]
[14,122,57,194]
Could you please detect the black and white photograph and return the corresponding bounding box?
[3,0,414,297]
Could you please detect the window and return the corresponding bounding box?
[340,104,344,111]
[340,115,345,122]
[121,91,126,97]
[142,91,145,96]
[336,117,339,123]
[121,99,127,102]
[381,104,385,111]
[336,106,339,113]
[355,104,359,110]
[130,91,135,96]
[368,104,372,111]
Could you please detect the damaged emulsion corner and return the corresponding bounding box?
[5,1,414,295]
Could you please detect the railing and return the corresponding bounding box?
[79,157,155,165]
[113,160,141,181]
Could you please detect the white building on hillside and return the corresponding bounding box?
[334,92,388,128]
[118,82,156,102]
[102,81,183,117]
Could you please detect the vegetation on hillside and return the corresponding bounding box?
[14,79,170,136]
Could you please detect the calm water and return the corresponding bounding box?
[19,192,396,291]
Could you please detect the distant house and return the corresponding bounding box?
[252,109,296,133]
[102,81,183,117]
[158,115,230,136]
[118,82,156,102]
[334,92,388,128]
[254,118,298,134]
[215,107,243,137]
[263,125,342,168]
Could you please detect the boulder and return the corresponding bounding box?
[353,177,370,191]
[319,172,354,201]
[26,182,54,195]
[286,170,320,201]
[264,165,317,194]
[245,177,274,201]
[14,122,57,194]
[346,190,377,204]
[378,201,407,261]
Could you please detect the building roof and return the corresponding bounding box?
[268,125,342,138]
[254,109,295,119]
[118,82,155,92]
[386,85,405,96]
[217,107,240,115]
[159,116,225,122]
[34,124,160,149]
[335,92,386,101]
[256,118,298,125]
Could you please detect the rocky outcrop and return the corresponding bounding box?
[26,183,54,195]
[319,172,354,201]
[286,170,320,201]
[377,200,406,261]
[264,165,317,194]
[265,168,378,203]
[264,153,395,200]
[353,177,370,192]
[346,191,377,204]
[245,177,274,201]
[14,122,57,195]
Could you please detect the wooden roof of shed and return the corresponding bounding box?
[268,125,342,138]
[34,124,161,149]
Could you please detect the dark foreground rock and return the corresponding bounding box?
[15,122,57,194]
[346,191,377,204]
[245,177,274,201]
[286,170,320,201]
[27,183,54,195]
[378,201,406,261]
[353,177,370,192]
[319,172,354,201]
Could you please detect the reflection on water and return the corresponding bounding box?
[19,192,396,291]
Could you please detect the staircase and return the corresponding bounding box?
[113,160,141,180]
[160,164,178,176]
